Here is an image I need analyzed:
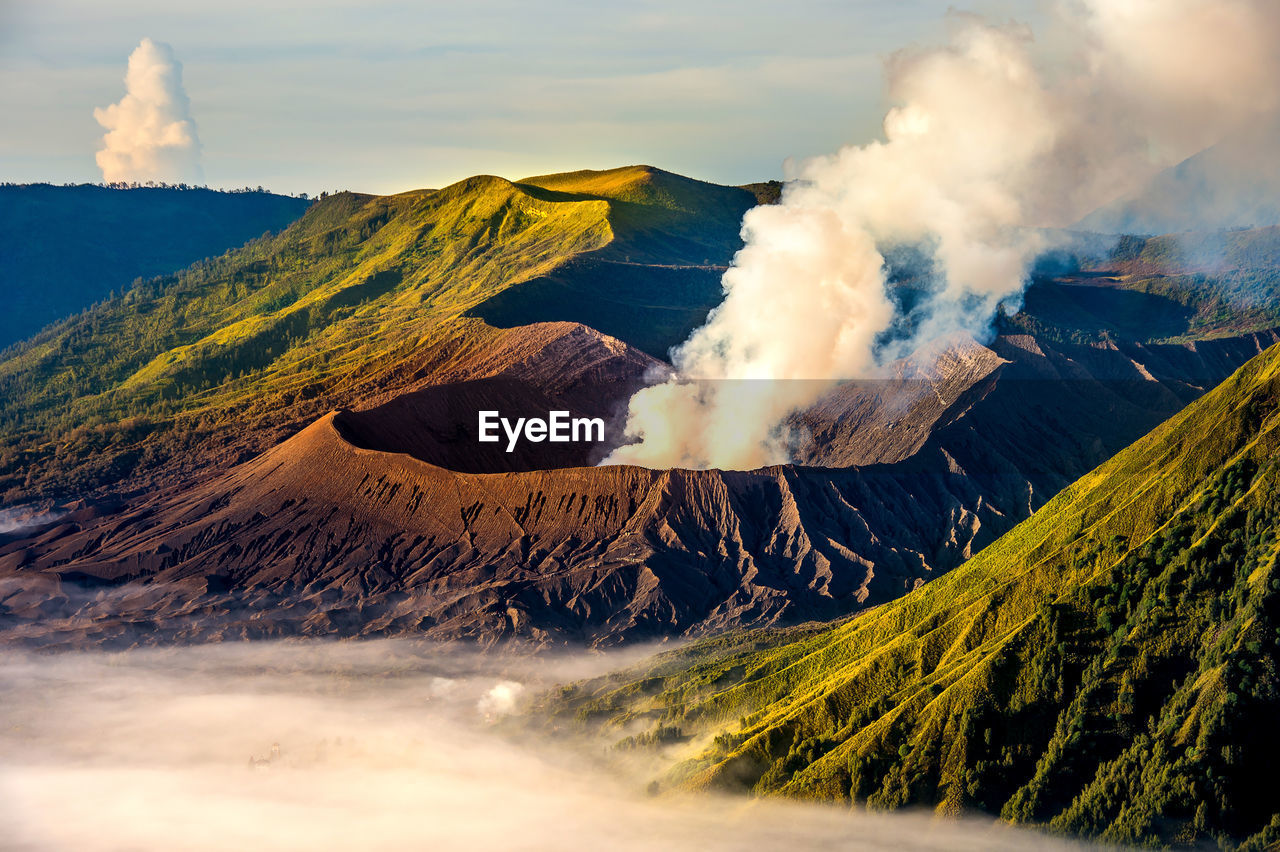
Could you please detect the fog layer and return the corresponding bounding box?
[2,641,1110,851]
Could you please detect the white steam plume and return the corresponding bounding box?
[94,38,203,184]
[478,680,525,718]
[606,0,1280,470]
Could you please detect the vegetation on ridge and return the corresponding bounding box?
[536,341,1280,849]
[0,183,310,349]
[1001,226,1280,345]
[0,167,752,502]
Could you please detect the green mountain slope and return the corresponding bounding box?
[540,341,1280,848]
[0,167,752,502]
[469,166,762,356]
[0,184,310,349]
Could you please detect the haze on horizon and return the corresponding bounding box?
[0,0,1043,196]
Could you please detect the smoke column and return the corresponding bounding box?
[94,38,203,184]
[606,0,1280,470]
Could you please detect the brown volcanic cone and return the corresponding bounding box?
[337,320,662,472]
[0,402,967,648]
[3,321,1278,649]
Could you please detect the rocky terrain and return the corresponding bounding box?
[6,166,1280,649]
[3,308,1275,648]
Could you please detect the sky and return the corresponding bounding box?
[0,0,1043,196]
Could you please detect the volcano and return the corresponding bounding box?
[3,322,1276,648]
[3,167,1280,648]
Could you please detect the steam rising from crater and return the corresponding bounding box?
[94,38,202,184]
[606,0,1280,470]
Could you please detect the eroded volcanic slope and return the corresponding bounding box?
[2,313,1276,647]
[4,167,1280,649]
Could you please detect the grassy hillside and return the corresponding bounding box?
[0,184,310,348]
[468,166,762,356]
[0,168,752,502]
[538,341,1280,848]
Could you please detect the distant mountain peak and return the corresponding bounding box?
[1078,122,1280,235]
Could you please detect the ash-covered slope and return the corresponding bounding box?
[0,410,949,647]
[836,330,1279,500]
[337,319,661,472]
[2,322,1275,649]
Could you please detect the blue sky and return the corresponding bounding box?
[1,0,1041,195]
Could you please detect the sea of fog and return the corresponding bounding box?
[1,640,1109,851]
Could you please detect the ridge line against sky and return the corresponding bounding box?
[1,0,1043,196]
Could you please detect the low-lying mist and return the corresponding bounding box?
[0,505,69,537]
[2,641,1108,851]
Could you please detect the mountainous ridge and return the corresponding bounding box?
[471,165,761,357]
[5,165,1280,657]
[7,166,1277,507]
[0,167,751,503]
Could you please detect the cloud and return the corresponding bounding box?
[93,37,202,184]
[1,641,1104,851]
[478,680,525,717]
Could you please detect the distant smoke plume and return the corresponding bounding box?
[478,680,525,717]
[606,0,1280,470]
[0,505,67,535]
[94,38,202,184]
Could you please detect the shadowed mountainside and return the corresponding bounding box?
[0,184,310,349]
[1004,226,1280,345]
